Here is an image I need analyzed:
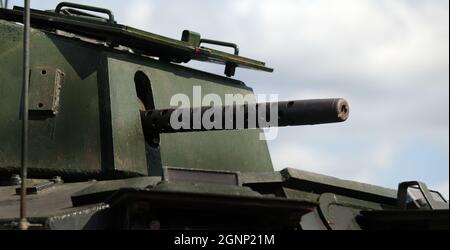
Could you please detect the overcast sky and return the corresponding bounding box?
[7,0,449,198]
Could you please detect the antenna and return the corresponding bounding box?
[0,0,8,9]
[19,0,31,230]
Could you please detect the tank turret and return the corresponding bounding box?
[0,2,447,231]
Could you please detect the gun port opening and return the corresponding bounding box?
[134,71,155,111]
[134,70,162,176]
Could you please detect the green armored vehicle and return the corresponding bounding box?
[0,2,448,230]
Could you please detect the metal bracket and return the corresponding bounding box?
[15,176,63,195]
[162,167,240,186]
[55,2,115,23]
[181,31,241,77]
[317,193,384,230]
[181,30,201,47]
[200,39,240,56]
[200,38,239,77]
[28,67,64,119]
[398,181,448,210]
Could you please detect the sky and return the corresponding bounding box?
[5,0,449,199]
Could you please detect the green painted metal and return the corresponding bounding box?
[0,19,273,178]
[103,52,274,174]
[281,168,397,204]
[317,193,389,230]
[0,7,274,74]
[181,30,201,47]
[28,66,64,118]
[98,54,148,176]
[0,20,103,177]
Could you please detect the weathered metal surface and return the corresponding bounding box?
[317,193,387,230]
[28,67,65,118]
[15,180,58,195]
[15,176,63,195]
[106,188,316,230]
[71,176,161,206]
[0,20,103,178]
[299,208,328,230]
[0,19,273,178]
[0,181,94,219]
[46,203,110,230]
[397,181,449,210]
[240,168,397,204]
[0,6,273,75]
[153,180,260,197]
[0,173,317,229]
[163,167,240,186]
[101,52,274,174]
[97,53,149,176]
[281,168,398,205]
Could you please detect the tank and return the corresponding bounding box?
[0,2,448,230]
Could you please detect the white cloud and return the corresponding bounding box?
[369,142,395,169]
[246,0,449,86]
[122,0,153,30]
[271,140,397,183]
[271,144,338,173]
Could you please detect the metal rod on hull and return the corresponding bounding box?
[19,0,31,231]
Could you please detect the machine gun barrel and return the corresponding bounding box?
[141,98,349,135]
